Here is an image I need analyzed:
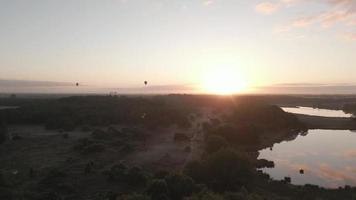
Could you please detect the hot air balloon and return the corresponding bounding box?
[144,81,148,86]
[76,83,79,87]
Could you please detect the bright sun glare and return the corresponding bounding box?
[202,67,247,95]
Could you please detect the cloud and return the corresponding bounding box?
[264,0,356,40]
[255,2,280,14]
[343,32,356,41]
[0,79,74,87]
[203,0,215,6]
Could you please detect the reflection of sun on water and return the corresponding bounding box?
[201,67,247,95]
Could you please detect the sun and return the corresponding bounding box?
[201,67,247,95]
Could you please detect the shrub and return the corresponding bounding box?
[256,159,274,168]
[185,191,224,200]
[0,171,6,187]
[204,149,254,191]
[185,149,254,192]
[0,123,8,144]
[126,166,147,187]
[82,143,106,154]
[184,160,206,183]
[91,129,108,140]
[147,179,169,200]
[165,173,196,200]
[184,146,192,152]
[174,133,190,142]
[205,135,228,154]
[62,133,69,139]
[105,163,128,182]
[122,193,151,200]
[0,187,14,200]
[73,138,94,151]
[39,168,67,186]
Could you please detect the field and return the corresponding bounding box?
[0,95,356,200]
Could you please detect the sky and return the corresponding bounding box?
[0,0,356,94]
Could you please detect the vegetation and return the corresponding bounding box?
[0,95,196,130]
[0,95,355,200]
[0,122,7,144]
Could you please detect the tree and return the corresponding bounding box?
[165,173,196,200]
[204,149,254,191]
[205,135,228,154]
[147,179,170,200]
[0,122,8,144]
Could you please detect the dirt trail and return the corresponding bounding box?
[126,108,212,170]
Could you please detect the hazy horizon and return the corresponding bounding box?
[3,78,356,95]
[1,0,356,94]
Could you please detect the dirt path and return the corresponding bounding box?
[126,108,212,170]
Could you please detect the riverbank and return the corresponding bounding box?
[295,114,356,130]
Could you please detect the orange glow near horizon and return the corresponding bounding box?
[200,66,248,95]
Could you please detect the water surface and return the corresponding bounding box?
[259,129,356,188]
[282,106,352,118]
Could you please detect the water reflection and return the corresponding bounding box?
[282,107,352,118]
[259,129,356,188]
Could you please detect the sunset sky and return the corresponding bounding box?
[1,0,356,93]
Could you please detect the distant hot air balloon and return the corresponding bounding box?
[76,83,79,87]
[144,81,148,86]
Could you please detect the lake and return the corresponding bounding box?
[282,106,353,118]
[259,129,356,188]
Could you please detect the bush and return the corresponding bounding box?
[105,165,147,187]
[39,168,67,186]
[0,171,6,187]
[205,135,228,154]
[165,173,196,200]
[126,166,147,187]
[174,133,190,142]
[204,149,253,191]
[105,163,128,182]
[185,191,224,200]
[91,129,108,140]
[256,159,274,168]
[147,179,169,200]
[185,149,254,192]
[73,138,94,151]
[122,193,151,200]
[184,160,206,183]
[0,123,8,144]
[82,143,106,154]
[0,187,14,200]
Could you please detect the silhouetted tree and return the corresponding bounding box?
[165,173,196,200]
[147,179,169,200]
[205,135,228,154]
[0,122,8,144]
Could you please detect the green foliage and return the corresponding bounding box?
[185,191,224,200]
[205,135,228,154]
[105,164,147,187]
[185,149,253,192]
[0,96,194,130]
[122,193,151,200]
[174,133,190,142]
[126,166,148,187]
[82,143,106,154]
[184,160,206,183]
[146,179,169,200]
[0,122,7,144]
[208,125,261,147]
[229,102,305,131]
[165,173,196,200]
[106,163,128,182]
